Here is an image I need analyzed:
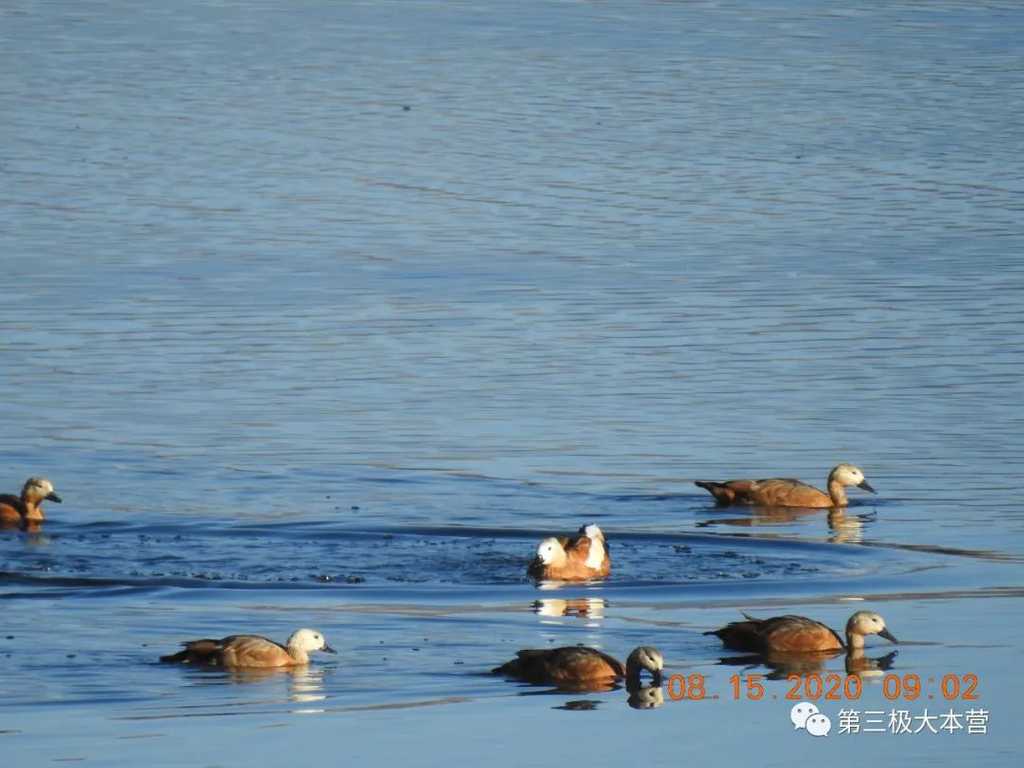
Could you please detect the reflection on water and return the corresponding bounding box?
[845,649,899,679]
[696,508,871,545]
[716,648,898,680]
[554,699,601,711]
[826,510,869,545]
[626,685,664,710]
[209,665,330,713]
[533,597,606,623]
[513,678,666,711]
[289,667,328,713]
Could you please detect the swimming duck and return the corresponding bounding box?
[0,477,61,526]
[706,610,897,653]
[160,628,336,668]
[493,645,663,688]
[527,524,611,581]
[695,464,876,508]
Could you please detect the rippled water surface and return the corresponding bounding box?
[2,1,1022,765]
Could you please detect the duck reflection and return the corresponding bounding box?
[846,648,898,678]
[288,666,328,712]
[716,648,897,679]
[513,679,666,710]
[545,681,665,710]
[555,699,602,711]
[696,507,819,529]
[826,509,872,544]
[533,597,606,621]
[627,683,664,709]
[695,507,872,544]
[215,665,328,714]
[1,524,50,546]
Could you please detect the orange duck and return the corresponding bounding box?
[160,628,336,668]
[0,477,61,527]
[707,610,897,653]
[695,463,876,508]
[493,645,663,688]
[527,524,610,581]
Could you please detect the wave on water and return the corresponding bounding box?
[0,519,893,597]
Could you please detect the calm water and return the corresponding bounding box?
[2,0,1022,765]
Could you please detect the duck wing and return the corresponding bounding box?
[705,616,768,652]
[747,478,830,508]
[493,646,624,682]
[758,615,844,651]
[161,634,287,665]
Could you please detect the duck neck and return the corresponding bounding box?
[625,663,643,689]
[625,660,660,689]
[845,631,865,650]
[287,645,310,664]
[19,496,44,522]
[827,478,849,507]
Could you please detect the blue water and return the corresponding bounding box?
[2,0,1022,765]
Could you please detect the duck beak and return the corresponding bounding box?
[321,643,337,654]
[651,670,663,687]
[878,628,897,643]
[857,480,876,494]
[46,492,62,503]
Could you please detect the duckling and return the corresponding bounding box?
[695,464,876,508]
[160,628,336,668]
[0,477,61,526]
[493,645,663,688]
[527,524,611,581]
[706,610,897,653]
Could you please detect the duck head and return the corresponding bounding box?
[830,464,875,494]
[23,477,61,504]
[845,611,897,649]
[287,628,336,655]
[625,646,664,686]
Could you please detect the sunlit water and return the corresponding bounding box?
[2,1,1022,765]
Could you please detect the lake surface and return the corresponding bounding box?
[2,1,1022,765]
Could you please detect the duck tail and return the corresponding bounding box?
[491,660,519,676]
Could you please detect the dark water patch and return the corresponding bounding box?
[2,520,884,590]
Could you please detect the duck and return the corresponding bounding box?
[493,645,663,688]
[160,628,336,668]
[694,464,876,508]
[706,610,897,653]
[0,477,61,526]
[527,524,611,581]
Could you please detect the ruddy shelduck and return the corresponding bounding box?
[695,464,876,508]
[160,628,336,668]
[0,477,61,526]
[493,645,663,688]
[707,610,897,653]
[527,524,611,581]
